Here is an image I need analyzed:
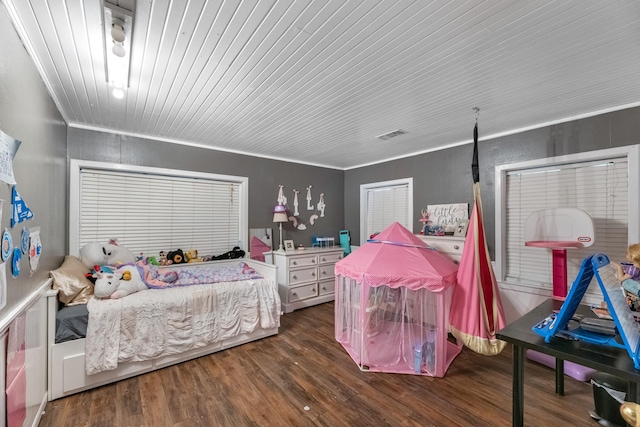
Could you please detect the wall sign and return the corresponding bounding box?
[426,203,469,233]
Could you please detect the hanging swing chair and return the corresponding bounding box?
[449,108,507,355]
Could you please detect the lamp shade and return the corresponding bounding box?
[273,212,288,223]
[273,204,288,223]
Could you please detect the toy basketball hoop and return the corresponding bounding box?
[524,208,594,300]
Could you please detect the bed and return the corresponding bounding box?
[47,258,280,401]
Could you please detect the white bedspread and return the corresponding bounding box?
[85,278,280,375]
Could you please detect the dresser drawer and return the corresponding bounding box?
[416,235,465,263]
[427,240,462,254]
[318,279,335,296]
[318,265,335,281]
[288,255,317,268]
[288,267,317,285]
[288,283,318,302]
[318,252,343,264]
[269,248,342,313]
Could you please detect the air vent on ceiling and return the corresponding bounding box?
[376,129,408,140]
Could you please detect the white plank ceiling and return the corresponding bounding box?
[4,0,640,169]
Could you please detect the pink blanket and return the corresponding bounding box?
[136,261,263,289]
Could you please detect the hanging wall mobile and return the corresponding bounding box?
[277,185,327,230]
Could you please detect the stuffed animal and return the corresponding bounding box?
[185,249,203,263]
[80,241,136,269]
[93,265,147,299]
[166,249,186,265]
[203,246,246,261]
[158,251,168,265]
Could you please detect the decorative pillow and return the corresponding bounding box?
[49,255,94,306]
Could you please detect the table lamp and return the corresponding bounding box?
[273,203,288,252]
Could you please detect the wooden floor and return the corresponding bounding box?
[40,302,598,427]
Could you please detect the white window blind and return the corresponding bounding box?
[75,166,245,259]
[504,157,628,293]
[361,179,412,243]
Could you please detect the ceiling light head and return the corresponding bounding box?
[110,80,126,98]
[104,2,133,95]
[112,41,125,58]
[112,87,124,99]
[111,18,125,43]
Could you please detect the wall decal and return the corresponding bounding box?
[12,247,21,278]
[317,193,325,217]
[20,228,28,254]
[29,227,42,274]
[293,189,300,216]
[11,186,33,227]
[276,185,327,230]
[2,228,13,261]
[306,186,313,210]
[0,130,21,185]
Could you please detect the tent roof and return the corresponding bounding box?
[334,222,458,291]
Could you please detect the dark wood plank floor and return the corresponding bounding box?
[40,302,598,427]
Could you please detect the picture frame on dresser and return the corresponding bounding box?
[284,240,295,251]
[454,220,469,237]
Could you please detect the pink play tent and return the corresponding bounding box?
[334,222,463,377]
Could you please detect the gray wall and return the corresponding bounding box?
[67,128,345,250]
[2,0,638,322]
[345,107,640,255]
[0,5,67,318]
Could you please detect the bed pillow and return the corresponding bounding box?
[50,255,94,306]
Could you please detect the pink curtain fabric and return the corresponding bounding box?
[449,183,506,355]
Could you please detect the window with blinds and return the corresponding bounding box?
[360,178,413,245]
[495,145,640,297]
[70,160,248,259]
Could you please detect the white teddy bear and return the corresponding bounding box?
[80,241,136,269]
[93,265,147,299]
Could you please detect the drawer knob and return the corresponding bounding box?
[312,259,316,263]
[322,286,326,291]
[311,272,316,277]
[312,288,316,292]
[321,257,326,262]
[292,292,297,296]
[454,245,460,250]
[292,275,297,280]
[292,261,297,265]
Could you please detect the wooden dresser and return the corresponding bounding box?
[266,247,344,313]
[415,235,465,264]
